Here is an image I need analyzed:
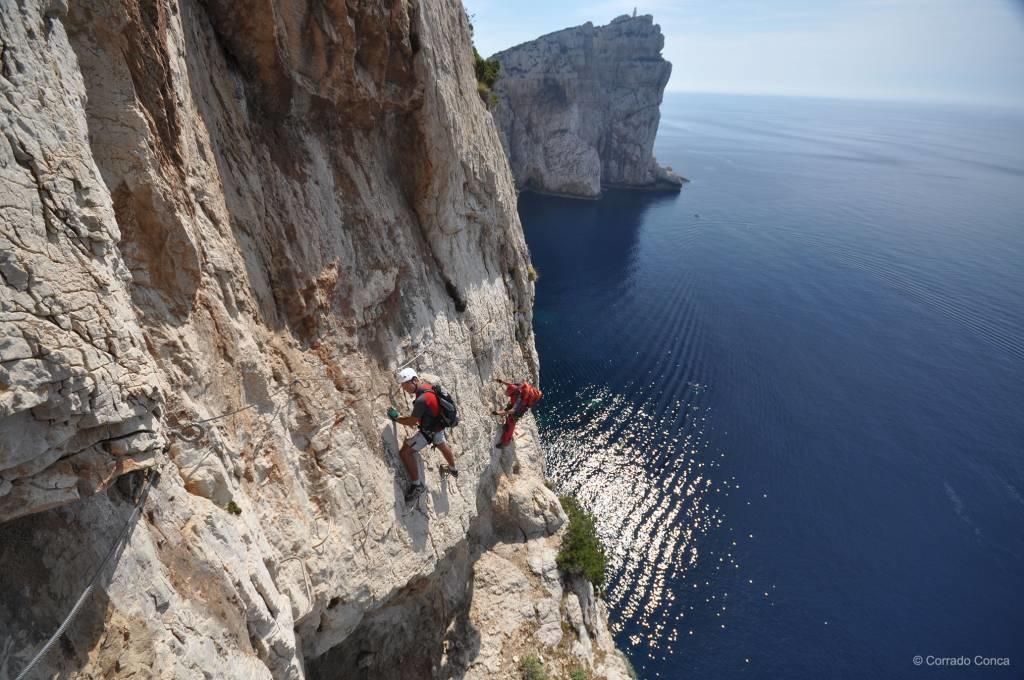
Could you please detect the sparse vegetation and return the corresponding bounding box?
[467,10,500,107]
[520,653,549,680]
[473,46,501,106]
[568,667,589,680]
[474,47,501,88]
[226,500,242,515]
[528,264,539,282]
[557,496,607,592]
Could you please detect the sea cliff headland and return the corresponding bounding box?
[491,14,685,198]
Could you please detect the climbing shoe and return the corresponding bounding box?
[440,465,459,479]
[404,483,425,504]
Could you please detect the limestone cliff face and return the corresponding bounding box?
[0,1,629,678]
[491,15,685,198]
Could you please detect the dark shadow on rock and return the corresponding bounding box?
[428,468,451,515]
[305,538,476,680]
[304,420,525,679]
[437,566,482,679]
[0,471,150,679]
[380,422,430,551]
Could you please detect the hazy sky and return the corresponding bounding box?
[466,0,1024,107]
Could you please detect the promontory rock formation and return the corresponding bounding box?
[491,14,685,198]
[0,0,631,678]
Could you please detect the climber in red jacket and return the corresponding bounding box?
[493,378,543,448]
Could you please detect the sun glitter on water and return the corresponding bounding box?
[539,382,751,665]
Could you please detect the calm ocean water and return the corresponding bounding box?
[519,93,1024,679]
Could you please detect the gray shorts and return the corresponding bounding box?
[407,429,446,452]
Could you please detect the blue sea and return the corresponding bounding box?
[519,93,1024,679]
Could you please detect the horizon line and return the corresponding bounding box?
[662,88,1024,111]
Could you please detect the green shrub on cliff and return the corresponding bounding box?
[557,495,607,592]
[472,47,501,107]
[473,47,501,89]
[520,654,548,680]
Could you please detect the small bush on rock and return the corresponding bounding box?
[520,654,548,680]
[473,47,501,88]
[473,47,501,106]
[557,496,607,591]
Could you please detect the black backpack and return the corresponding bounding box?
[421,384,460,430]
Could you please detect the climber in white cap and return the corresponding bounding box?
[388,367,460,503]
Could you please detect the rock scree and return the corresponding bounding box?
[0,0,631,678]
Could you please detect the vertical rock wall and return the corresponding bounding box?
[491,14,685,198]
[0,0,630,677]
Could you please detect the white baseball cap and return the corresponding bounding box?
[397,367,417,384]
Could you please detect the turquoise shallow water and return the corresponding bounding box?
[520,94,1024,679]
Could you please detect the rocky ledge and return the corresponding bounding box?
[491,15,685,198]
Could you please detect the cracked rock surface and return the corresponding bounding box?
[491,14,685,198]
[0,0,628,677]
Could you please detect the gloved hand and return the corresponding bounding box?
[387,407,400,421]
